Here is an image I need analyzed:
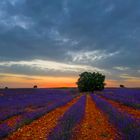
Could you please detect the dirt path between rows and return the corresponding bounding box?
[72,95,119,140]
[5,96,81,140]
[99,96,140,119]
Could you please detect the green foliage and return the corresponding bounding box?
[76,72,105,92]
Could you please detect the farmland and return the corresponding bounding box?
[0,88,140,140]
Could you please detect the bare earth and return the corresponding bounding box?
[100,96,140,119]
[72,95,119,140]
[6,96,81,140]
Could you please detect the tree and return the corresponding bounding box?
[76,72,105,92]
[120,85,125,88]
[33,85,38,88]
[5,87,8,89]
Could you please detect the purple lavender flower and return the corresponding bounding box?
[48,95,86,140]
[0,89,78,138]
[91,94,140,140]
[0,123,12,138]
[0,89,77,121]
[100,88,140,109]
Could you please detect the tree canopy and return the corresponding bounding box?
[33,85,38,88]
[77,72,105,92]
[120,85,125,88]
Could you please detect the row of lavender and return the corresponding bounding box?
[0,89,78,138]
[91,94,140,140]
[48,95,86,140]
[0,89,77,121]
[101,88,140,109]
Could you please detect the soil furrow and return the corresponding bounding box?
[5,96,81,140]
[99,96,140,119]
[72,95,119,140]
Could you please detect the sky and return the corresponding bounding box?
[0,0,140,88]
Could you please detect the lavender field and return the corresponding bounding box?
[1,0,140,139]
[0,88,140,140]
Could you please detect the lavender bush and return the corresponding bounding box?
[0,89,78,138]
[101,88,140,109]
[0,89,77,121]
[91,94,140,140]
[48,95,86,140]
[0,123,12,138]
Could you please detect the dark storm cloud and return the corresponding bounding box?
[0,0,140,79]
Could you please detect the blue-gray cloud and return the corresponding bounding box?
[0,0,140,84]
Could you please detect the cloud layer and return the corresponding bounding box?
[0,0,140,87]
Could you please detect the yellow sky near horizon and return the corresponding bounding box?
[0,73,140,88]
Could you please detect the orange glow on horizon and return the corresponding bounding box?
[40,77,77,88]
[0,73,139,88]
[105,80,119,87]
